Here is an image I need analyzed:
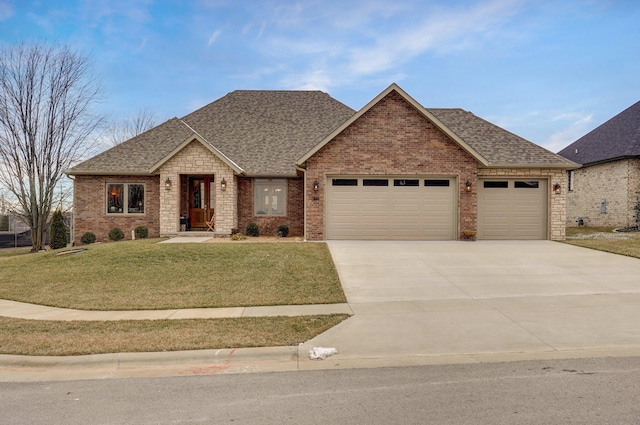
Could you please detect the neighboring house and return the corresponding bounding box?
[66,83,576,243]
[558,100,640,228]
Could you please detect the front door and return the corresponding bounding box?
[189,176,214,228]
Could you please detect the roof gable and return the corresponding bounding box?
[298,83,576,169]
[558,100,640,166]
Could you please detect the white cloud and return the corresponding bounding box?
[251,0,528,92]
[208,29,223,46]
[544,112,593,152]
[346,0,523,75]
[0,0,14,21]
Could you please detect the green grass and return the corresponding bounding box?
[0,239,346,310]
[0,315,350,356]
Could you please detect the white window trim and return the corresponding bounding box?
[254,179,287,216]
[568,170,575,191]
[106,183,146,215]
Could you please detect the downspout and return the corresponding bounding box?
[295,164,308,241]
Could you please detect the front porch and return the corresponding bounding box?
[156,139,239,237]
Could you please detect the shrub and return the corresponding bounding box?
[134,226,148,239]
[49,210,68,249]
[246,222,259,237]
[276,224,289,238]
[80,232,96,245]
[108,227,125,241]
[231,232,247,241]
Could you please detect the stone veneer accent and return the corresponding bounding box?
[237,177,304,237]
[72,175,160,244]
[566,159,640,228]
[477,168,567,240]
[158,140,237,235]
[304,91,479,241]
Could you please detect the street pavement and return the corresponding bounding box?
[3,240,640,381]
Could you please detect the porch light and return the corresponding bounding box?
[553,183,561,194]
[313,180,319,192]
[221,178,227,191]
[165,178,172,191]
[465,180,472,193]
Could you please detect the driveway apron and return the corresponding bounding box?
[300,241,640,364]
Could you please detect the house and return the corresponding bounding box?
[558,100,640,228]
[66,83,576,243]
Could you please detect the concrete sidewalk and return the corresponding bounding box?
[0,299,352,321]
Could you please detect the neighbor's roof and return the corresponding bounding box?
[298,83,577,169]
[558,100,640,166]
[67,90,355,176]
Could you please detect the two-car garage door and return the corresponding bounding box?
[325,176,548,240]
[326,176,456,240]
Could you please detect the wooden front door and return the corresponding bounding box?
[189,177,214,228]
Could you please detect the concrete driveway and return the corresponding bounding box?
[300,241,640,368]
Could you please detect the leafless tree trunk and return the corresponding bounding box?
[105,108,156,146]
[0,43,102,252]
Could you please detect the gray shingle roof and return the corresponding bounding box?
[68,117,194,175]
[67,86,575,177]
[428,108,576,167]
[558,100,640,166]
[67,90,355,176]
[181,90,355,175]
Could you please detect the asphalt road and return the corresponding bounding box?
[2,357,640,424]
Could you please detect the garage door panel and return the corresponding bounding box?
[478,179,547,240]
[327,176,456,240]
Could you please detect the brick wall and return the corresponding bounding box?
[304,91,478,240]
[158,140,237,235]
[566,159,640,228]
[72,175,160,244]
[237,177,304,236]
[478,168,567,240]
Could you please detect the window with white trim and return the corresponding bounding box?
[254,179,286,216]
[568,170,574,191]
[106,183,145,214]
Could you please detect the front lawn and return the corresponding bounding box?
[0,239,346,310]
[0,314,349,356]
[563,227,640,258]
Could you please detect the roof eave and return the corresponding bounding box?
[296,83,490,167]
[480,162,581,170]
[65,170,155,177]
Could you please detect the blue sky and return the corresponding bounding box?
[1,0,639,152]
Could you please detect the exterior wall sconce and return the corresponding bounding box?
[221,178,227,191]
[165,178,171,191]
[553,183,561,194]
[465,181,472,193]
[313,180,319,192]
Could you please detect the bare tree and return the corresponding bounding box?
[0,43,102,252]
[105,107,156,146]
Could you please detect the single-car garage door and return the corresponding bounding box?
[477,179,547,240]
[326,176,456,240]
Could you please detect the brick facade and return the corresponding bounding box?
[566,159,640,228]
[237,177,304,237]
[303,91,479,241]
[72,175,160,244]
[478,167,567,240]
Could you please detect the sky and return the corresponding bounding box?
[1,0,639,153]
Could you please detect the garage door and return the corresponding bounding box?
[477,179,547,240]
[326,176,456,240]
